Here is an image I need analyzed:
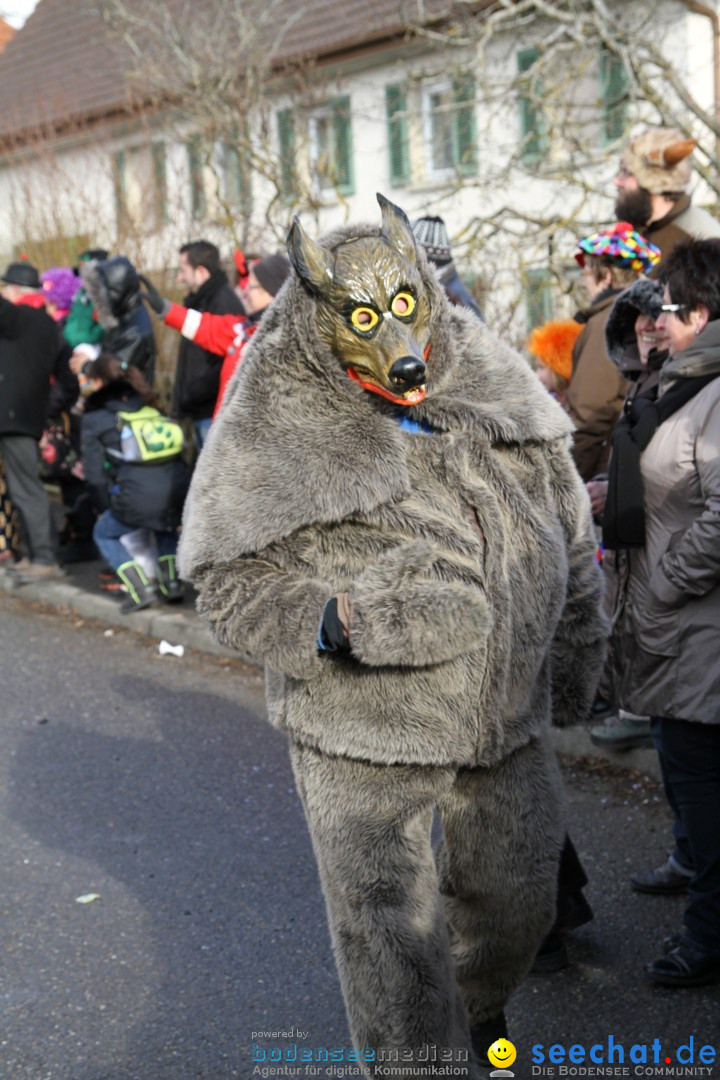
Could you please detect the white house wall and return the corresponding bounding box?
[0,0,715,332]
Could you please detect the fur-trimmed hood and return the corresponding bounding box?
[179,221,572,578]
[605,277,664,368]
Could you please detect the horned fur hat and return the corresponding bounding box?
[622,127,695,194]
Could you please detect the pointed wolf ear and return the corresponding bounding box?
[377,193,417,262]
[286,217,334,298]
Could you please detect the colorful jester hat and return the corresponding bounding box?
[575,222,661,274]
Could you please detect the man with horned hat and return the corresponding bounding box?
[615,126,720,263]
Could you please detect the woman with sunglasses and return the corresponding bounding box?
[603,238,720,987]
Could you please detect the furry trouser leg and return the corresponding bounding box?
[290,742,478,1079]
[436,736,565,1024]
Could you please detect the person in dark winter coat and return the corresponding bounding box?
[602,240,720,989]
[171,240,244,448]
[589,278,667,753]
[79,257,156,383]
[39,267,97,563]
[178,195,606,1075]
[139,253,291,421]
[568,223,660,481]
[81,354,188,613]
[0,261,63,580]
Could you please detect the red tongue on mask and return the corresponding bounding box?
[346,367,426,405]
[346,341,430,406]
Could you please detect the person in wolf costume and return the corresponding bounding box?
[178,195,605,1075]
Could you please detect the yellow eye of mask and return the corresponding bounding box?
[350,307,379,332]
[391,291,415,318]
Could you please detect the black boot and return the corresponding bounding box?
[470,1011,508,1069]
[117,561,156,614]
[156,553,184,604]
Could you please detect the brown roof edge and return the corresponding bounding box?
[0,100,152,156]
[0,0,492,147]
[278,1,493,70]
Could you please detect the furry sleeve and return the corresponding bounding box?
[348,541,492,667]
[193,556,332,680]
[547,440,608,726]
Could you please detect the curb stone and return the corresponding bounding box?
[1,568,661,781]
[0,568,251,663]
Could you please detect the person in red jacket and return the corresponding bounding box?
[140,254,291,421]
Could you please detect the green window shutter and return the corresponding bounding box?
[332,95,354,195]
[600,49,629,144]
[386,84,410,187]
[525,267,553,332]
[277,108,296,200]
[517,47,547,161]
[113,150,127,231]
[187,137,206,220]
[452,76,477,175]
[224,140,250,211]
[151,142,168,225]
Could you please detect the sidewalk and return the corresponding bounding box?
[0,556,239,660]
[1,556,661,781]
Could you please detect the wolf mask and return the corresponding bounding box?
[287,193,432,406]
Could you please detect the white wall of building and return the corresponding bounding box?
[0,0,715,334]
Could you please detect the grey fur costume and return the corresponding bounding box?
[178,221,606,1075]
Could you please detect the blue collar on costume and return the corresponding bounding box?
[393,411,434,436]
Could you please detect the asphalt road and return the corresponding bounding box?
[0,592,717,1080]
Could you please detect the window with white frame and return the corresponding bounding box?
[422,77,476,180]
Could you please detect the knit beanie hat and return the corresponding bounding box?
[412,216,452,267]
[621,128,695,194]
[253,253,292,297]
[526,320,583,383]
[41,267,81,311]
[575,222,661,274]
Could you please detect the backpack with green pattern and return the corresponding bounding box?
[116,406,185,464]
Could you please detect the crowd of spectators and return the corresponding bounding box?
[1,123,718,991]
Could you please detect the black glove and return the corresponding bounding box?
[138,274,171,318]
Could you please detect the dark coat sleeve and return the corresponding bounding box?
[0,295,20,336]
[172,284,244,418]
[81,411,119,513]
[103,306,156,381]
[47,340,80,419]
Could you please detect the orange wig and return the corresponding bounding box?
[526,320,583,383]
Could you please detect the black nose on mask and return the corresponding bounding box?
[389,356,426,390]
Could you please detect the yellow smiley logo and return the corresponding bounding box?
[487,1039,517,1069]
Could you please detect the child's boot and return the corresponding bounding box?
[117,560,156,614]
[157,553,184,604]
